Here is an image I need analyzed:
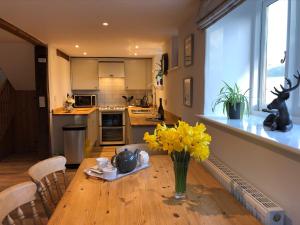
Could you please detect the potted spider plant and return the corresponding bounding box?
[212,82,249,119]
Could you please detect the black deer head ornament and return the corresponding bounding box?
[263,71,300,132]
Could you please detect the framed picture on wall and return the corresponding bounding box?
[184,34,194,67]
[183,78,193,107]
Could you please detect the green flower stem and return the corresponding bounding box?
[172,151,190,194]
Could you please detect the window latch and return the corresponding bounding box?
[280,51,286,64]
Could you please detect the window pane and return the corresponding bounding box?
[264,0,288,104]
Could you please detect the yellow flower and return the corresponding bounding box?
[143,121,212,161]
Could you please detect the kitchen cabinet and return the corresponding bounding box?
[86,110,98,150]
[52,109,98,156]
[98,61,125,77]
[125,59,152,90]
[71,58,99,90]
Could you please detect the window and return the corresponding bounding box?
[259,0,289,108]
[258,0,300,118]
[204,0,300,118]
[204,0,254,115]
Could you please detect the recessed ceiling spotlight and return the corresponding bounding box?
[83,52,87,55]
[135,45,139,49]
[75,44,79,48]
[134,53,138,56]
[102,22,109,26]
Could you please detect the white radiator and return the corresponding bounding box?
[203,154,284,225]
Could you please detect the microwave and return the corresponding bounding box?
[74,95,96,108]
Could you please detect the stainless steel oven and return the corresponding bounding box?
[99,110,125,145]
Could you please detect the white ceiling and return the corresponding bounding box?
[0,0,200,57]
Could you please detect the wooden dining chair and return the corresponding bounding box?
[28,156,67,218]
[116,143,167,155]
[0,181,44,225]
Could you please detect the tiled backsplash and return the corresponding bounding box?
[73,78,152,106]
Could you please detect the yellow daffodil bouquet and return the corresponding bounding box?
[143,121,211,161]
[143,121,211,199]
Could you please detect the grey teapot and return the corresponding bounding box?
[111,149,140,173]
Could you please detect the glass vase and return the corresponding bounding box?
[171,151,190,199]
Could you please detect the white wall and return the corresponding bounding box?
[206,123,300,225]
[48,45,71,154]
[204,0,256,115]
[159,15,205,125]
[0,42,35,90]
[48,45,71,110]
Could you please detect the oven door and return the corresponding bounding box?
[100,126,125,145]
[100,112,125,126]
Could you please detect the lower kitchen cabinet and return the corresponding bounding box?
[86,110,98,149]
[127,125,156,144]
[52,109,98,156]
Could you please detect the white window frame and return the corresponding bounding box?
[258,0,289,110]
[253,0,300,122]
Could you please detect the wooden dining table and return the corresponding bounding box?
[48,156,262,225]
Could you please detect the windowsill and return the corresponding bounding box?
[196,114,300,160]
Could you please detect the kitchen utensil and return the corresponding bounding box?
[111,149,140,173]
[122,96,134,105]
[141,95,149,107]
[135,99,141,106]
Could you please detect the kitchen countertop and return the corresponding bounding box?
[128,106,180,126]
[52,107,97,115]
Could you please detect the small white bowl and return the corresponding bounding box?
[102,167,117,180]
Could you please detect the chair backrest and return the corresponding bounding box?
[116,143,167,155]
[28,156,67,218]
[0,181,43,225]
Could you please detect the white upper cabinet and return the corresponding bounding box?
[71,58,152,90]
[125,59,152,90]
[98,61,125,78]
[71,58,99,90]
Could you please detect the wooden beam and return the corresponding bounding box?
[56,49,70,61]
[0,18,45,46]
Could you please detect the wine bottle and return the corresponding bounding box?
[157,98,164,121]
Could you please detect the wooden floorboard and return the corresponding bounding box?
[0,146,119,190]
[0,145,120,224]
